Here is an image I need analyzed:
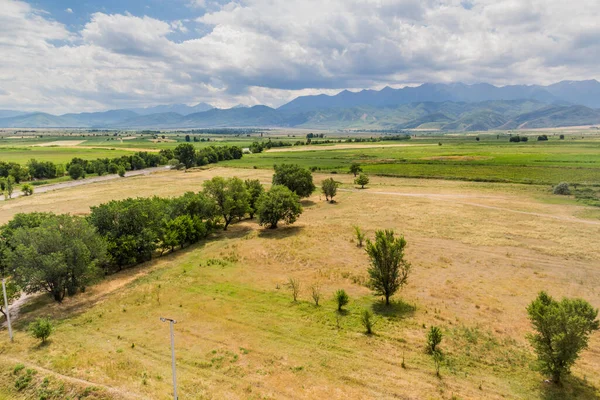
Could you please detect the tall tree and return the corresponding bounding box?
[203,177,250,230]
[365,230,411,306]
[257,185,303,229]
[245,179,265,219]
[174,143,197,169]
[321,178,339,202]
[527,291,599,383]
[272,164,315,198]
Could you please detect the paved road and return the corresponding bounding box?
[0,166,171,201]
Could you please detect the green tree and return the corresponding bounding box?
[353,226,365,247]
[29,318,52,344]
[527,291,599,383]
[0,278,20,321]
[361,309,374,334]
[256,185,303,229]
[203,177,250,230]
[117,166,126,177]
[321,178,339,202]
[8,214,107,302]
[366,230,411,306]
[5,176,14,199]
[244,179,265,219]
[355,173,369,189]
[68,164,85,180]
[349,163,362,177]
[272,164,315,198]
[335,289,349,311]
[174,143,197,169]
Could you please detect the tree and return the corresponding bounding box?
[335,289,349,311]
[68,164,85,180]
[29,318,52,344]
[21,184,33,196]
[349,163,362,177]
[366,230,411,306]
[174,143,197,169]
[361,309,374,334]
[553,182,570,195]
[321,178,339,202]
[527,291,599,383]
[272,164,315,198]
[5,176,14,199]
[244,179,264,219]
[0,278,20,321]
[355,174,369,189]
[117,166,126,177]
[427,326,443,354]
[203,177,250,230]
[310,284,321,306]
[288,277,300,302]
[256,185,303,229]
[353,226,365,247]
[185,134,191,142]
[8,214,107,302]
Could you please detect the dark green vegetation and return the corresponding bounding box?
[272,164,316,198]
[527,292,599,383]
[28,318,53,344]
[256,185,303,229]
[222,137,600,186]
[366,230,411,306]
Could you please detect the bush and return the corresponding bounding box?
[537,135,548,141]
[310,284,321,306]
[272,164,315,198]
[321,178,339,202]
[426,326,443,354]
[29,318,53,343]
[355,174,369,189]
[349,163,362,177]
[256,185,303,229]
[117,166,126,177]
[559,134,565,140]
[553,182,571,195]
[288,277,300,302]
[353,226,365,247]
[361,309,374,334]
[21,184,33,196]
[334,289,349,311]
[68,164,85,180]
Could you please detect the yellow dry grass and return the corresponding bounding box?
[0,168,599,399]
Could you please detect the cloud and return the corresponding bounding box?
[0,0,599,113]
[65,8,73,14]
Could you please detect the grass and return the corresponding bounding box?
[1,167,600,399]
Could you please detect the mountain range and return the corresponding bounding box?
[1,80,600,131]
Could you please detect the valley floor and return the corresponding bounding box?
[0,168,599,399]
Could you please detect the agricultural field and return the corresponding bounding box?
[1,166,599,399]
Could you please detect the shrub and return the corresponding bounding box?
[117,166,126,177]
[29,318,53,343]
[353,226,365,247]
[256,185,303,229]
[349,163,362,177]
[321,178,339,202]
[334,289,349,311]
[553,182,570,195]
[272,164,315,198]
[559,134,565,140]
[427,326,443,354]
[21,184,33,196]
[537,135,548,141]
[288,277,300,302]
[68,164,85,180]
[361,309,374,334]
[432,350,443,376]
[310,284,321,306]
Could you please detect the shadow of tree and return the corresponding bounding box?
[258,225,304,239]
[300,199,317,207]
[371,299,416,319]
[540,375,600,400]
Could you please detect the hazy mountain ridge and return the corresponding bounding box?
[1,81,599,130]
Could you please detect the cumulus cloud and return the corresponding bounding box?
[65,8,73,14]
[0,0,599,113]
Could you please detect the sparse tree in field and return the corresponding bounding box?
[427,326,443,354]
[29,318,52,344]
[68,164,84,180]
[321,178,339,202]
[349,163,363,177]
[355,174,369,189]
[335,289,349,311]
[5,176,15,198]
[256,185,303,229]
[203,177,250,230]
[310,284,321,306]
[353,226,365,247]
[244,179,264,219]
[366,230,411,306]
[527,291,599,384]
[553,182,570,195]
[432,350,443,377]
[8,214,107,302]
[272,164,316,198]
[559,134,565,140]
[361,309,375,334]
[0,278,19,321]
[21,184,33,196]
[288,277,300,302]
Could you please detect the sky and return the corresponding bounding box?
[1,0,599,114]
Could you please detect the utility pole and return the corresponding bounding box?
[160,317,177,399]
[2,278,13,342]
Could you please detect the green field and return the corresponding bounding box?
[222,138,600,185]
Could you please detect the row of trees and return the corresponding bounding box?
[172,143,243,169]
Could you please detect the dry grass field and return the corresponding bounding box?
[0,167,599,399]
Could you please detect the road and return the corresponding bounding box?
[0,166,171,201]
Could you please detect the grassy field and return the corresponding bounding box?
[1,167,599,399]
